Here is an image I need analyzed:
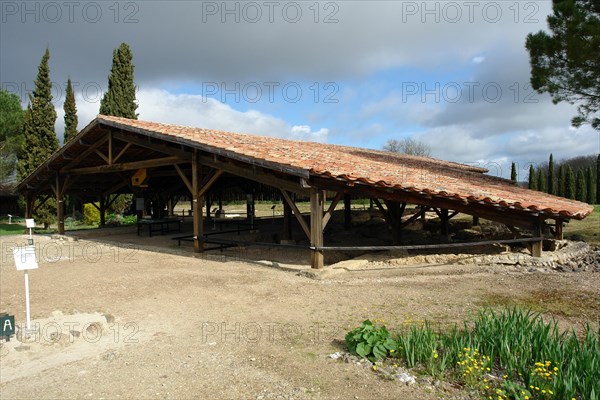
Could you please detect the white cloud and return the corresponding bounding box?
[55,88,329,143]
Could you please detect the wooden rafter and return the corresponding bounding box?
[280,189,310,239]
[322,191,343,229]
[174,164,193,194]
[65,156,189,175]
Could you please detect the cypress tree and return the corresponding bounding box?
[537,168,546,192]
[528,165,537,190]
[510,162,517,183]
[99,43,138,119]
[548,153,555,195]
[586,166,595,204]
[596,154,600,204]
[17,48,58,180]
[575,168,586,201]
[565,166,576,199]
[17,48,59,228]
[557,164,565,197]
[63,78,78,143]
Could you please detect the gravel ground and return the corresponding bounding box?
[1,234,599,399]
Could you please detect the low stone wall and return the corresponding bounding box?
[330,241,600,272]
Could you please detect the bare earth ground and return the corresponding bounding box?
[1,234,599,400]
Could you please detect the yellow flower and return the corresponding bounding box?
[390,349,395,353]
[373,365,377,371]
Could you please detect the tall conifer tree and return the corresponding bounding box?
[63,78,78,143]
[566,166,576,199]
[17,48,59,228]
[528,165,537,190]
[17,48,58,180]
[99,43,138,119]
[548,153,555,195]
[576,169,586,201]
[558,164,565,197]
[510,162,517,183]
[586,166,595,204]
[538,168,546,192]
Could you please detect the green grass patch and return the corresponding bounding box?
[478,289,600,320]
[564,205,600,246]
[346,307,600,399]
[0,223,25,236]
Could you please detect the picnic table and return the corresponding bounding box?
[137,218,182,237]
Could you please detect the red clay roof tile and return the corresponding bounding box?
[98,115,593,220]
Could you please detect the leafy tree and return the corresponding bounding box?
[576,168,586,201]
[63,78,78,143]
[383,138,431,157]
[558,164,566,197]
[17,49,59,228]
[538,168,547,192]
[0,90,24,188]
[526,0,600,130]
[548,154,556,195]
[597,154,600,204]
[586,166,595,204]
[528,165,537,190]
[566,165,576,199]
[99,43,138,119]
[510,162,517,183]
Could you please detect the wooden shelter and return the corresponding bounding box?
[16,115,594,268]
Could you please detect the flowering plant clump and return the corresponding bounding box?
[343,307,599,400]
[456,348,492,389]
[528,361,558,399]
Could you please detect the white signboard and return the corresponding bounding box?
[25,219,35,228]
[13,246,38,271]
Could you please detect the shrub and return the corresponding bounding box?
[83,203,100,225]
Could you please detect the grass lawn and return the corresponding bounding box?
[563,204,600,246]
[0,222,25,236]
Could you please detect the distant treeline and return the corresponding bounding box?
[512,154,600,205]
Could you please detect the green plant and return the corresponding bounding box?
[83,203,100,225]
[345,320,397,362]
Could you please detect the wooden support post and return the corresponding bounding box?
[530,220,543,257]
[283,200,292,241]
[192,151,204,253]
[99,195,106,227]
[344,194,352,230]
[472,216,479,227]
[56,173,65,235]
[440,209,449,237]
[25,194,34,219]
[310,189,324,269]
[554,219,563,240]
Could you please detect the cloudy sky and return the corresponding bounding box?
[1,0,598,179]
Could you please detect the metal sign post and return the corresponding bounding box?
[14,219,39,331]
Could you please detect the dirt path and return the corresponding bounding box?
[1,235,599,399]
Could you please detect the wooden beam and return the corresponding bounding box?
[62,137,109,171]
[94,149,109,164]
[310,177,539,231]
[530,220,543,257]
[198,169,224,198]
[199,155,308,196]
[112,131,191,159]
[174,164,193,194]
[192,151,204,253]
[322,192,343,229]
[310,189,325,269]
[66,156,189,175]
[108,131,113,164]
[401,207,429,229]
[280,189,310,239]
[102,178,130,197]
[56,173,65,235]
[113,143,132,164]
[554,219,564,240]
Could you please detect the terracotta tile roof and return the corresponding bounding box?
[97,115,593,220]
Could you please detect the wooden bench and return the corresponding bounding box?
[137,218,182,237]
